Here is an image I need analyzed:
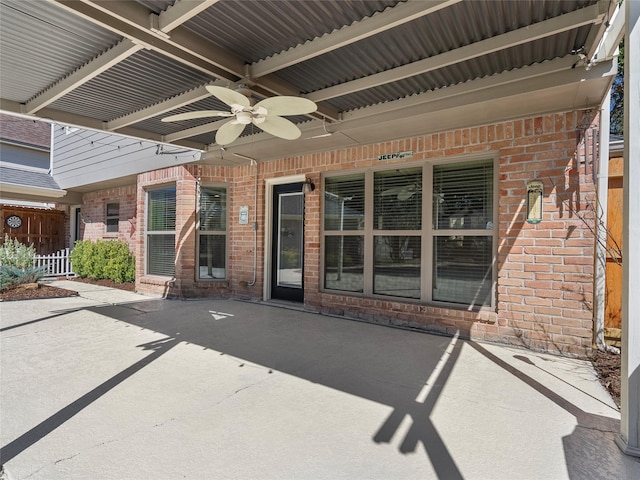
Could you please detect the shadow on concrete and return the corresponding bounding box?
[1,298,465,476]
[468,342,638,479]
[3,298,637,478]
[0,336,179,464]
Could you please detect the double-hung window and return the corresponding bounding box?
[322,158,495,307]
[146,185,176,276]
[324,174,365,293]
[431,159,494,306]
[198,186,227,279]
[105,202,119,233]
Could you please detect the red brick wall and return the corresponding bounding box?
[81,110,598,356]
[0,114,50,148]
[79,185,137,252]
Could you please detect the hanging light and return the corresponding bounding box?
[302,178,315,194]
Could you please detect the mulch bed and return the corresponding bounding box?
[591,349,621,408]
[70,277,136,292]
[0,277,135,302]
[0,283,78,301]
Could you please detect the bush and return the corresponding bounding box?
[71,240,135,283]
[0,234,36,269]
[69,240,91,277]
[0,265,44,291]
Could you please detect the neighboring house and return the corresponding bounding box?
[0,114,78,253]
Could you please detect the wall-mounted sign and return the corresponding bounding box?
[239,205,249,225]
[377,151,413,161]
[526,180,543,224]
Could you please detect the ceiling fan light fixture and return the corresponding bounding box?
[162,86,317,145]
[236,111,252,125]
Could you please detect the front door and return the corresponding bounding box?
[271,183,304,302]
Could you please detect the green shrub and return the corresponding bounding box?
[0,234,36,269]
[70,240,92,277]
[102,241,135,283]
[0,265,44,291]
[71,239,135,283]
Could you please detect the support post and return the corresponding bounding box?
[615,0,640,457]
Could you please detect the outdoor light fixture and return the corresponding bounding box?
[302,178,315,194]
[526,180,543,224]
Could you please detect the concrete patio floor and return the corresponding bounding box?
[1,281,638,479]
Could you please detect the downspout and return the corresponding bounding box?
[246,159,258,286]
[595,89,620,354]
[48,123,55,177]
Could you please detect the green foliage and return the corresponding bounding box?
[70,240,135,283]
[0,234,37,269]
[280,247,300,269]
[69,240,88,277]
[0,265,44,291]
[101,241,136,283]
[610,38,624,135]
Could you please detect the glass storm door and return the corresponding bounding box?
[271,183,304,302]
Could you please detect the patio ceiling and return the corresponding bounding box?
[0,0,620,162]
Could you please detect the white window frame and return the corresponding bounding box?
[320,154,498,309]
[145,183,176,277]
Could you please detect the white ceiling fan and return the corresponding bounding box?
[162,86,317,146]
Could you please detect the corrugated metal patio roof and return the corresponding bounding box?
[0,0,620,161]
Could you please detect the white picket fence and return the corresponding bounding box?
[34,248,75,277]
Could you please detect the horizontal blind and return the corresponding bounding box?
[148,186,176,231]
[200,186,226,231]
[147,185,176,277]
[433,159,492,230]
[148,234,175,276]
[324,174,365,231]
[374,167,422,230]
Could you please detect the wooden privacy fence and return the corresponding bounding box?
[34,248,74,277]
[1,206,65,255]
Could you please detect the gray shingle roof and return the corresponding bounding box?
[0,166,62,191]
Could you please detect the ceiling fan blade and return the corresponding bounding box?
[206,86,250,108]
[254,96,317,116]
[161,110,233,122]
[256,115,301,140]
[215,121,245,145]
